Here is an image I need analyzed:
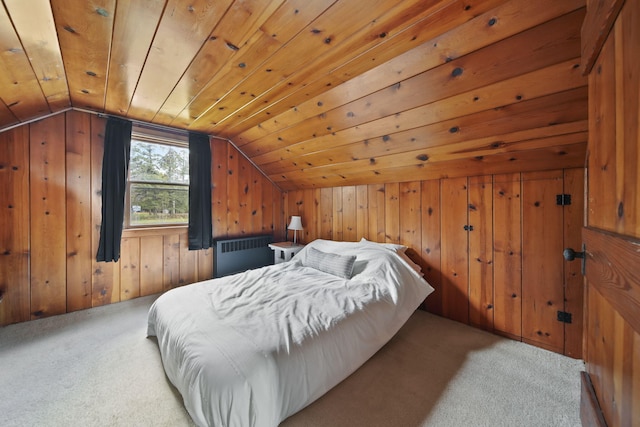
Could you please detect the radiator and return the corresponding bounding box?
[214,234,274,277]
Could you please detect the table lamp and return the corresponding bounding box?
[288,216,303,244]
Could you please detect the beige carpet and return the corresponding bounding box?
[0,294,583,427]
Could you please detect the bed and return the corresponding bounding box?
[147,238,434,427]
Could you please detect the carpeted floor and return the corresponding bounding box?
[0,294,583,426]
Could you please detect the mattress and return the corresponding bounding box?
[147,239,434,427]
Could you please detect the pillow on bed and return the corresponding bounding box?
[359,237,407,253]
[303,247,357,279]
[359,238,423,277]
[395,251,424,277]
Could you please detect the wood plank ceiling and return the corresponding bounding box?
[0,0,587,190]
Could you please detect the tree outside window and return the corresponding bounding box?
[126,137,189,227]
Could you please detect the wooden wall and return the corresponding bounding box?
[285,168,584,357]
[0,110,284,326]
[211,137,285,241]
[581,0,640,424]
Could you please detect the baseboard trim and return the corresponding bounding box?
[580,371,607,427]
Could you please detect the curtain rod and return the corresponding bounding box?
[0,107,187,137]
[73,107,284,192]
[73,107,190,137]
[0,107,74,134]
[0,106,284,192]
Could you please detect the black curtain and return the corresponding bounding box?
[96,117,132,262]
[188,132,213,250]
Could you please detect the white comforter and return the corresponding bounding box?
[147,239,434,427]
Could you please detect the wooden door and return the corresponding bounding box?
[520,169,584,357]
[580,0,640,425]
[522,171,565,353]
[562,168,584,359]
[441,176,494,329]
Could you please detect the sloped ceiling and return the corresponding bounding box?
[0,0,587,190]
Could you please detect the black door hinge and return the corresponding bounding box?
[557,311,572,324]
[556,194,572,206]
[463,225,474,231]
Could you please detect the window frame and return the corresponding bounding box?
[124,126,190,229]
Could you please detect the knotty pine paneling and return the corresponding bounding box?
[190,0,440,132]
[384,183,401,244]
[119,236,141,301]
[356,185,369,241]
[210,137,284,241]
[420,180,442,315]
[521,170,565,353]
[0,110,284,326]
[0,125,30,325]
[212,139,229,238]
[226,145,242,237]
[237,155,254,235]
[179,233,198,286]
[587,28,617,233]
[563,168,584,359]
[332,187,344,242]
[399,181,421,260]
[585,286,639,427]
[251,6,587,189]
[162,233,181,291]
[342,186,357,242]
[440,177,470,325]
[4,0,69,113]
[65,110,93,311]
[104,0,165,116]
[29,114,67,319]
[368,184,386,243]
[0,4,51,122]
[319,187,333,240]
[468,176,494,331]
[302,188,317,242]
[1,0,587,194]
[238,1,584,152]
[493,173,522,339]
[140,235,164,296]
[50,0,115,112]
[582,0,640,424]
[285,168,584,356]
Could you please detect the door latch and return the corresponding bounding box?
[563,243,586,275]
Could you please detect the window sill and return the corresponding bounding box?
[121,225,187,238]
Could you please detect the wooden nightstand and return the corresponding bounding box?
[268,242,305,264]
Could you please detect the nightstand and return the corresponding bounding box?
[269,242,305,264]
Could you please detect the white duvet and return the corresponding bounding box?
[147,239,434,427]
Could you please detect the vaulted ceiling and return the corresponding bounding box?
[0,0,587,190]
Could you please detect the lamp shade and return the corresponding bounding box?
[288,216,303,231]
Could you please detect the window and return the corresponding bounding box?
[125,128,189,228]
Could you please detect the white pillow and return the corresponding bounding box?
[396,251,424,277]
[360,237,407,253]
[359,238,423,276]
[303,247,357,279]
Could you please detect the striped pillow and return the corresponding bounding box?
[304,247,357,279]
